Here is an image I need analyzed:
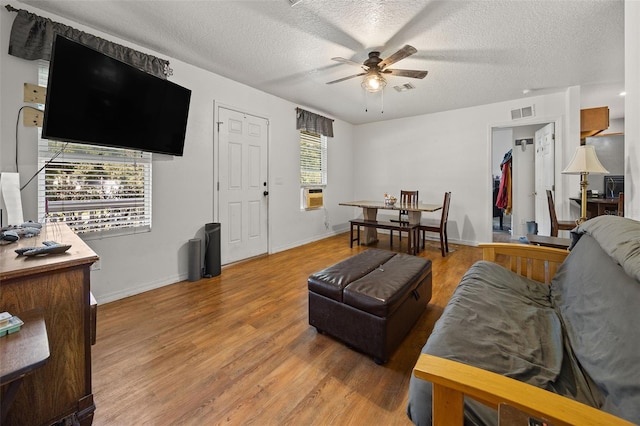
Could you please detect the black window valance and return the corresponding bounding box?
[5,5,171,79]
[296,107,334,138]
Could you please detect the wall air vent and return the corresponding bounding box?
[521,106,534,117]
[393,83,415,92]
[511,105,535,120]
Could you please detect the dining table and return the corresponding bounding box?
[339,200,443,246]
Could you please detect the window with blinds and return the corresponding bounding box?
[37,62,152,235]
[300,130,327,186]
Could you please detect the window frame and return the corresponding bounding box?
[299,130,327,187]
[37,61,153,238]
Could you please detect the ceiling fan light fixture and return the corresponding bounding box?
[361,72,387,93]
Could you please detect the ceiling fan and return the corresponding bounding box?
[326,45,428,92]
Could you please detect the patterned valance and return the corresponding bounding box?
[296,108,334,138]
[6,5,171,79]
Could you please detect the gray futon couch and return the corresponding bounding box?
[407,215,640,425]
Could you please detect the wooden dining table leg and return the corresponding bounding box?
[362,207,378,244]
[408,211,421,254]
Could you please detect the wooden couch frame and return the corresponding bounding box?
[412,243,634,426]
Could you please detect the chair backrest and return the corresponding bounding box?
[618,192,624,217]
[546,190,559,237]
[400,190,419,205]
[440,192,452,227]
[399,190,419,220]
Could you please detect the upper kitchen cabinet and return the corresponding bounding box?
[581,106,610,139]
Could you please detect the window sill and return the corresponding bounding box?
[77,225,151,240]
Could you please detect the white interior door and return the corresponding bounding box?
[534,123,555,236]
[218,107,268,264]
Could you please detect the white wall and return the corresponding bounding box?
[608,117,625,134]
[353,91,580,245]
[0,3,355,303]
[492,128,512,178]
[626,0,639,220]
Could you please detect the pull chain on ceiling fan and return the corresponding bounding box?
[327,45,428,93]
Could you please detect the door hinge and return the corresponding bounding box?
[217,181,220,191]
[216,121,223,131]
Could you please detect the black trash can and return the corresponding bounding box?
[204,222,221,277]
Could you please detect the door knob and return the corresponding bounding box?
[263,191,269,196]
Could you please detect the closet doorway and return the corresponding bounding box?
[491,122,554,242]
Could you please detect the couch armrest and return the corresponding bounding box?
[479,243,569,284]
[413,354,634,426]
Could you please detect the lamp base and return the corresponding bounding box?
[578,172,589,226]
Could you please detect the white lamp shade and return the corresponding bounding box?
[562,145,609,175]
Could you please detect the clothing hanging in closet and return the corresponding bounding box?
[496,149,512,215]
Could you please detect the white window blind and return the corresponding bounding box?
[37,62,152,235]
[300,130,327,186]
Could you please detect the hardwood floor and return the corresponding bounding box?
[91,233,482,425]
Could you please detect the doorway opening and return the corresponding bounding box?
[491,122,555,243]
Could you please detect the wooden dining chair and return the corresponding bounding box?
[617,192,624,216]
[546,190,575,237]
[391,190,418,242]
[419,192,451,257]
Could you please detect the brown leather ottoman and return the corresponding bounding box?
[308,249,432,364]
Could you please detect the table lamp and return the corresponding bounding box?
[562,145,609,224]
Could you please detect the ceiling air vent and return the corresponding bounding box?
[521,106,534,117]
[511,105,535,120]
[394,83,415,92]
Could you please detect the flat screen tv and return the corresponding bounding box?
[42,35,191,156]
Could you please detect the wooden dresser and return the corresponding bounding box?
[0,223,98,425]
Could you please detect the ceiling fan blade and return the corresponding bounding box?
[378,45,418,69]
[384,69,428,79]
[331,57,369,69]
[326,72,367,84]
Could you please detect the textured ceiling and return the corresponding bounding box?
[18,0,625,125]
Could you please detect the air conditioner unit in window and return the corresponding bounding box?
[304,188,324,209]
